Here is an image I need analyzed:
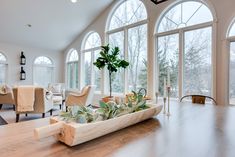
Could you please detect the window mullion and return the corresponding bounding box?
[124,28,129,95]
[91,51,95,86]
[179,30,184,99]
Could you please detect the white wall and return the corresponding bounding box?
[63,0,235,105]
[0,42,64,86]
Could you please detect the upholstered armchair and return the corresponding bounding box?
[65,85,95,110]
[0,85,15,110]
[13,87,53,122]
[48,83,65,109]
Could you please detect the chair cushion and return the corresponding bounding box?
[52,96,63,104]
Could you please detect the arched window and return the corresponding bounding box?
[228,21,235,104]
[67,49,79,89]
[107,0,148,94]
[82,32,101,91]
[156,1,214,98]
[34,56,54,87]
[0,52,7,84]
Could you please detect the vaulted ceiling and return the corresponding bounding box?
[0,0,114,51]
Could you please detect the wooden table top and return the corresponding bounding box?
[1,102,235,157]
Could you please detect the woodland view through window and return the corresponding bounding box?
[107,0,148,94]
[82,32,101,91]
[156,1,213,98]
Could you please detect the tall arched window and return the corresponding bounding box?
[82,32,101,91]
[67,49,79,89]
[34,56,54,87]
[156,1,214,98]
[107,0,148,94]
[228,21,235,105]
[0,52,7,84]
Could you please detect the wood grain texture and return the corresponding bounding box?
[35,104,163,146]
[1,102,235,157]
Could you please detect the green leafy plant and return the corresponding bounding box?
[93,44,129,97]
[60,90,150,124]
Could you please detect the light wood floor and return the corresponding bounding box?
[0,105,61,124]
[1,102,235,157]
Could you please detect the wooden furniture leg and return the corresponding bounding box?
[16,114,20,122]
[0,104,2,110]
[13,105,15,111]
[50,110,53,116]
[60,104,62,110]
[42,113,45,118]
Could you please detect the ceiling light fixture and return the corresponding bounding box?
[150,0,168,5]
[71,0,77,3]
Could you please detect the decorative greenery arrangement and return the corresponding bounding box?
[93,44,129,97]
[60,91,149,124]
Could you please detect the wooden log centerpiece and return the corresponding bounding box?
[34,104,162,146]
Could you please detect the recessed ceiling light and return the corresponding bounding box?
[71,0,77,3]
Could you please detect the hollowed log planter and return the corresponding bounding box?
[34,104,162,146]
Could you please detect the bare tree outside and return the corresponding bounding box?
[108,0,147,93]
[157,1,213,97]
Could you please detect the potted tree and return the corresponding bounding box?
[93,44,129,102]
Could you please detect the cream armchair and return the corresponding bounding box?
[65,85,96,110]
[48,83,65,109]
[13,87,53,122]
[0,85,15,110]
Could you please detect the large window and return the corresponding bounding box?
[107,0,148,94]
[82,32,101,91]
[156,1,214,98]
[228,21,235,105]
[0,52,7,84]
[67,49,79,89]
[34,56,54,87]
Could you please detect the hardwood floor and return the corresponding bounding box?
[0,102,235,157]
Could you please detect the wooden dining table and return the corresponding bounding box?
[0,101,235,157]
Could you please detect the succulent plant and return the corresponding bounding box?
[60,90,149,124]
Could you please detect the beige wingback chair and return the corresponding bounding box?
[65,85,95,110]
[0,85,15,110]
[13,87,53,122]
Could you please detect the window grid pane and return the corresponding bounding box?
[230,42,235,104]
[85,33,101,50]
[128,24,148,92]
[109,0,147,30]
[158,34,179,98]
[183,27,212,96]
[229,23,235,37]
[0,53,6,62]
[67,62,79,89]
[158,1,213,33]
[84,52,92,86]
[109,31,125,93]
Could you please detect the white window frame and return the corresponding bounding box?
[154,0,217,100]
[105,0,148,96]
[227,20,235,105]
[66,49,79,90]
[33,56,55,87]
[81,32,102,93]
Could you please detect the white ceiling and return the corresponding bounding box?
[0,0,114,51]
